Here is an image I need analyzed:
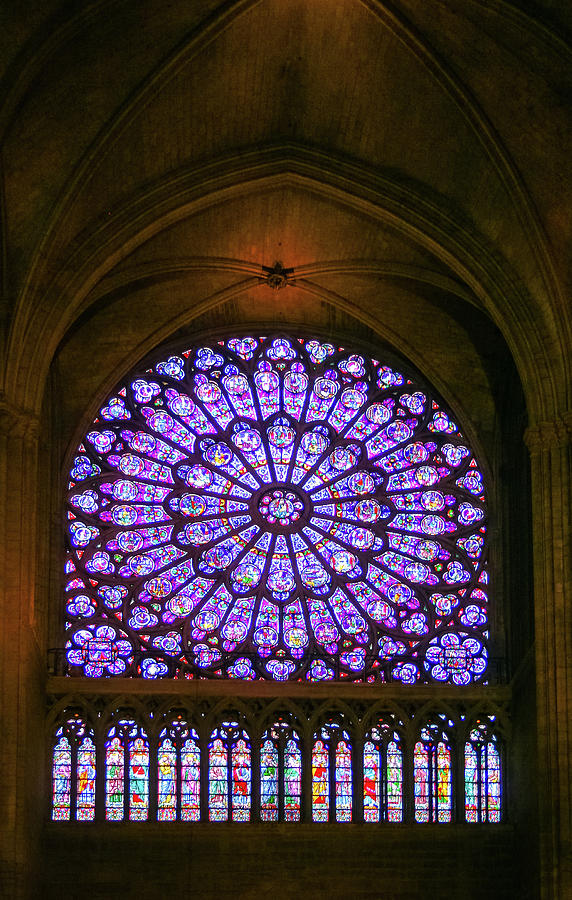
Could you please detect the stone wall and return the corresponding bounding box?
[43,824,517,900]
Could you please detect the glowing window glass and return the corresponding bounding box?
[465,721,501,823]
[208,722,251,822]
[260,721,302,822]
[363,720,403,822]
[52,715,96,822]
[105,720,149,821]
[52,734,72,821]
[51,716,96,821]
[414,720,452,823]
[158,717,200,821]
[312,721,352,822]
[65,336,489,683]
[312,740,329,822]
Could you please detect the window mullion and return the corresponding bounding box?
[124,733,131,822]
[303,737,312,823]
[251,730,261,823]
[148,732,158,822]
[454,731,464,824]
[329,738,336,823]
[227,736,233,823]
[429,746,436,823]
[70,738,78,823]
[278,737,284,823]
[200,730,208,822]
[352,732,362,824]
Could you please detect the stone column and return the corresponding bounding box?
[525,413,572,900]
[0,398,43,899]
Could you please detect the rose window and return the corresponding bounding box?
[65,335,489,683]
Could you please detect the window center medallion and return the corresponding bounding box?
[256,487,305,528]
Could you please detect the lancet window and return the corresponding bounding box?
[49,708,504,824]
[208,721,251,822]
[105,718,149,821]
[414,718,453,823]
[158,716,201,821]
[363,718,403,822]
[312,719,353,822]
[260,720,302,822]
[51,715,96,821]
[464,719,502,823]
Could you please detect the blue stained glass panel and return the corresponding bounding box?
[65,336,489,683]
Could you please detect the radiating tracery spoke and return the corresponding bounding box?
[64,335,489,682]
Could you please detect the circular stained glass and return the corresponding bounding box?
[64,335,489,683]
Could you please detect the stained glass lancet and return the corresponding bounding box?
[157,716,200,821]
[51,706,503,824]
[414,719,453,823]
[312,739,329,822]
[312,720,353,822]
[105,719,149,821]
[64,335,490,683]
[260,720,302,822]
[51,716,96,821]
[208,721,251,822]
[363,719,403,822]
[465,720,501,823]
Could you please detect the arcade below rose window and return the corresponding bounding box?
[50,711,503,823]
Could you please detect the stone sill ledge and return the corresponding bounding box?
[47,675,510,702]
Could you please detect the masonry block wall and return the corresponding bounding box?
[43,825,517,900]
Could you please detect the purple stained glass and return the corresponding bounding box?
[465,721,501,823]
[208,721,251,822]
[312,720,353,822]
[51,716,96,821]
[64,336,489,682]
[105,719,148,821]
[363,721,403,823]
[414,721,453,823]
[260,721,302,822]
[157,717,200,822]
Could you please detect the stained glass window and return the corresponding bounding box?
[312,720,353,822]
[208,721,251,822]
[312,740,329,822]
[260,720,302,821]
[105,719,149,821]
[465,720,501,823]
[64,335,489,684]
[414,719,453,822]
[51,716,96,821]
[157,716,200,821]
[52,734,72,820]
[363,719,403,822]
[51,705,504,825]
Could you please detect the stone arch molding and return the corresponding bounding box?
[63,280,491,467]
[4,0,562,320]
[6,154,564,426]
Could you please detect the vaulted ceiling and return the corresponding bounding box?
[1,0,571,441]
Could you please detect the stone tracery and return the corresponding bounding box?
[64,335,489,684]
